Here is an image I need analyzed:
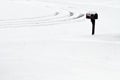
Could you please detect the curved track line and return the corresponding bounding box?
[0,6,85,28]
[0,9,72,25]
[0,12,59,22]
[0,9,70,24]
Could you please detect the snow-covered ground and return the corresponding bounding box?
[0,0,120,80]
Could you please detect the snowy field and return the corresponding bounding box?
[0,0,120,80]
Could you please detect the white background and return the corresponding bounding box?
[0,0,120,80]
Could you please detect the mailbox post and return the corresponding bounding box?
[86,12,98,35]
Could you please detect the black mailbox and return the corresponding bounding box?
[86,12,98,19]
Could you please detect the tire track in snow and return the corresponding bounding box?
[0,6,84,28]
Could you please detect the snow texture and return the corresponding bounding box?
[0,0,120,80]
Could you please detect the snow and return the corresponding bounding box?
[0,0,120,80]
